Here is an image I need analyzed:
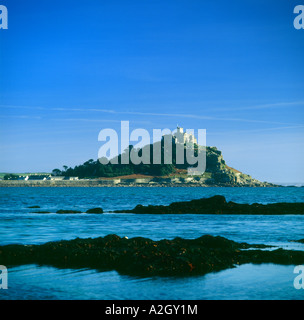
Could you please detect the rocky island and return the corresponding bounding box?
[0,145,277,187]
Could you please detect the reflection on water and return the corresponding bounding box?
[1,264,303,300]
[1,187,304,300]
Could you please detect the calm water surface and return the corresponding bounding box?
[0,187,304,300]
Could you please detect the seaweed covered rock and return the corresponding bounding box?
[113,195,304,215]
[1,234,304,277]
[56,209,82,214]
[290,239,304,244]
[86,208,104,214]
[32,211,51,214]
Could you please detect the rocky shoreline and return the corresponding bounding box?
[25,195,304,215]
[1,234,303,277]
[0,179,277,188]
[112,195,304,215]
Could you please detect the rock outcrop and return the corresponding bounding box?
[56,209,82,214]
[86,207,104,214]
[113,195,304,215]
[1,234,303,277]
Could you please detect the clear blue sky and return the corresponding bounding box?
[0,0,304,183]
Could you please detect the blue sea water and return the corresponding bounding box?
[0,186,304,300]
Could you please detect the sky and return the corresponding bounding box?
[0,0,304,183]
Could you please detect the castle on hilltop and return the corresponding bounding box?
[173,126,197,144]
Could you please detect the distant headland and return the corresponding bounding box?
[0,127,278,187]
[0,148,277,187]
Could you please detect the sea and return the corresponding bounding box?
[0,186,304,300]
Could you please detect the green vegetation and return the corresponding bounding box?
[3,174,19,180]
[0,172,50,179]
[58,148,176,179]
[54,136,226,179]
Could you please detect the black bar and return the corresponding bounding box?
[0,300,299,318]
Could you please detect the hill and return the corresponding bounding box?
[53,137,275,187]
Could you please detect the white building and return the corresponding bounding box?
[50,176,65,181]
[173,126,197,144]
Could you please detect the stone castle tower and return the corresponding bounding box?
[174,126,197,144]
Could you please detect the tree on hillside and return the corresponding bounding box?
[4,174,19,180]
[52,169,62,176]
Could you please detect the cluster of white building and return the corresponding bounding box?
[18,175,79,181]
[173,126,197,144]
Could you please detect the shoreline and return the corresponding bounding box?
[20,195,304,215]
[0,180,279,188]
